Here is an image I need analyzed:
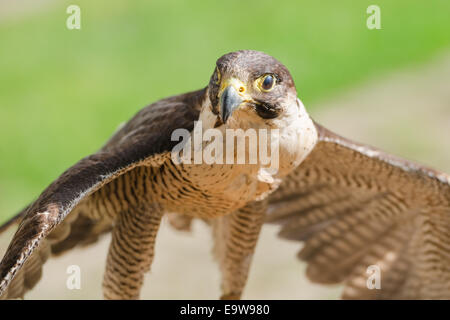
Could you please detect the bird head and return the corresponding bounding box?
[208,50,299,130]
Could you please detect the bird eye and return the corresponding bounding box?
[257,74,276,92]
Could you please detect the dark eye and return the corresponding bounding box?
[258,74,276,92]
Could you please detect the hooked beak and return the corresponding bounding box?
[219,85,243,124]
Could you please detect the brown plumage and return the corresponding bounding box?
[267,124,450,299]
[0,50,449,299]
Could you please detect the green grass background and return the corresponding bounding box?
[0,0,449,222]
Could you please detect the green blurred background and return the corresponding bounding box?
[1,0,449,222]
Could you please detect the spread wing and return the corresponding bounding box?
[0,89,204,297]
[267,122,450,299]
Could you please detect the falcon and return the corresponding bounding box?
[0,50,449,300]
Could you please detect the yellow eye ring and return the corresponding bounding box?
[256,74,276,92]
[215,67,221,85]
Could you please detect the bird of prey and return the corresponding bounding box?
[0,50,449,300]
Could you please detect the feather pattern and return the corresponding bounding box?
[267,123,450,299]
[0,89,203,299]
